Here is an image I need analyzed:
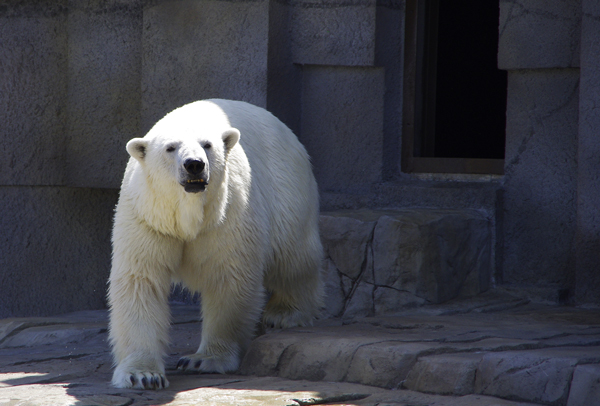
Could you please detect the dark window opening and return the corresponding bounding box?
[403,0,507,174]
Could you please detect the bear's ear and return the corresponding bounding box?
[126,138,149,162]
[222,128,240,152]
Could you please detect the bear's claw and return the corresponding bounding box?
[175,357,202,370]
[176,358,191,370]
[176,352,239,374]
[125,372,167,390]
[122,372,169,389]
[113,369,168,390]
[176,355,201,372]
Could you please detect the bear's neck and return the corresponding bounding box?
[133,178,229,241]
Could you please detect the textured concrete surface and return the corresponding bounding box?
[0,3,69,187]
[66,0,142,188]
[498,0,581,69]
[300,65,385,194]
[141,0,269,134]
[290,0,376,66]
[320,209,492,319]
[2,293,598,405]
[0,187,117,318]
[502,69,579,294]
[575,1,600,306]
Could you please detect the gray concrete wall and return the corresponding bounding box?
[0,1,135,317]
[575,1,600,304]
[497,0,582,302]
[1,2,69,187]
[141,0,269,133]
[501,69,579,294]
[66,0,143,189]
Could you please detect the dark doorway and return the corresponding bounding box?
[403,0,507,173]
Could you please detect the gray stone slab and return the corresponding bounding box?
[141,0,269,134]
[474,348,598,405]
[300,66,385,194]
[567,364,600,406]
[66,0,142,189]
[0,324,106,349]
[290,0,376,66]
[502,69,579,291]
[0,4,68,186]
[498,0,581,69]
[404,353,483,396]
[0,187,117,318]
[320,213,377,280]
[372,210,491,304]
[345,342,430,389]
[318,209,492,319]
[575,1,600,306]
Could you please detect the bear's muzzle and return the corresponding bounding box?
[181,159,209,193]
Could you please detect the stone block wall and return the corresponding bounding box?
[3,0,600,317]
[0,0,411,317]
[0,1,123,317]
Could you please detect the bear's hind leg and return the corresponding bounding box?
[262,245,324,328]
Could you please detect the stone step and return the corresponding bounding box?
[319,209,493,319]
[240,300,600,406]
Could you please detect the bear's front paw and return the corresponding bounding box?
[176,352,240,374]
[112,355,169,390]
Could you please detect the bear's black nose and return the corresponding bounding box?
[184,159,205,175]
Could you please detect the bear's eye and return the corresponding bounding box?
[166,146,176,152]
[203,142,212,150]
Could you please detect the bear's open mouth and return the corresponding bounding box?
[183,179,208,193]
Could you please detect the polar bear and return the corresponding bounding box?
[108,99,323,390]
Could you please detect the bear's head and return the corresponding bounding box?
[125,110,240,196]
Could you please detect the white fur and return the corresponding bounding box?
[108,99,323,389]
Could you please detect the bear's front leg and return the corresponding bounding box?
[177,268,265,374]
[108,226,181,390]
[109,271,172,389]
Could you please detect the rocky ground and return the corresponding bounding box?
[1,291,599,406]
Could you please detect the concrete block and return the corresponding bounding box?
[320,213,377,280]
[0,3,68,186]
[345,342,427,389]
[475,350,579,404]
[498,0,581,69]
[502,70,579,289]
[575,2,600,306]
[276,335,373,383]
[238,332,303,377]
[300,65,384,193]
[66,0,143,189]
[290,0,376,66]
[372,210,492,304]
[567,364,600,406]
[141,0,269,134]
[0,187,117,318]
[319,209,492,318]
[404,353,483,395]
